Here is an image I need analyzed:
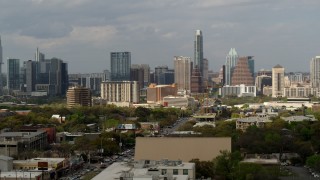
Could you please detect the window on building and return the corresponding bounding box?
[173,169,178,175]
[183,169,188,175]
[162,169,167,175]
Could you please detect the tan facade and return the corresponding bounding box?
[134,137,231,162]
[101,81,140,103]
[272,65,285,97]
[66,86,92,108]
[147,84,177,104]
[174,56,191,92]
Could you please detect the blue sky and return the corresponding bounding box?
[0,0,319,73]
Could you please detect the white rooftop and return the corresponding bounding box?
[93,161,192,180]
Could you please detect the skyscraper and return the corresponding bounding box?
[154,65,168,84]
[194,30,203,74]
[248,56,255,78]
[225,48,239,85]
[310,56,320,88]
[174,56,191,92]
[110,52,131,81]
[231,57,254,86]
[131,64,144,89]
[0,37,3,95]
[7,58,20,93]
[37,58,68,96]
[26,60,37,93]
[203,58,208,87]
[272,64,285,98]
[67,86,92,108]
[141,64,150,87]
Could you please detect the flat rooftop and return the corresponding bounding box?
[92,162,190,180]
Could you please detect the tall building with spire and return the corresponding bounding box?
[0,36,3,95]
[194,30,203,74]
[225,48,239,86]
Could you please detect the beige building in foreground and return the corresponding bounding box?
[135,137,231,162]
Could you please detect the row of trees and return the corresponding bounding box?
[0,105,190,157]
[191,151,281,180]
[179,115,320,164]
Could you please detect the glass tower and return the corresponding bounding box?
[194,30,203,74]
[110,52,131,81]
[7,58,20,92]
[225,48,239,85]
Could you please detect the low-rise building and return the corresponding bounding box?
[0,155,13,171]
[219,84,256,97]
[0,131,47,156]
[147,83,177,104]
[281,115,317,123]
[13,157,68,179]
[0,171,44,180]
[93,160,195,180]
[163,95,195,108]
[236,117,272,132]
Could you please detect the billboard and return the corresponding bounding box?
[117,124,136,130]
[38,161,48,170]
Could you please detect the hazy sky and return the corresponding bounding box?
[0,0,319,73]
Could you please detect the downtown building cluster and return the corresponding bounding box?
[1,30,320,105]
[3,46,68,96]
[218,47,320,99]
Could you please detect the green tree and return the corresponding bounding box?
[214,151,242,180]
[306,154,320,172]
[189,159,215,179]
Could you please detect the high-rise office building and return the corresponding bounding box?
[225,48,239,85]
[231,57,254,86]
[310,56,320,88]
[248,56,255,78]
[110,52,131,81]
[37,58,68,96]
[0,36,3,95]
[26,60,37,93]
[255,75,272,95]
[131,64,144,90]
[203,58,208,87]
[158,69,174,85]
[154,65,168,84]
[67,86,92,108]
[272,64,285,98]
[141,64,150,87]
[174,56,191,92]
[194,30,203,74]
[190,68,203,93]
[7,58,20,93]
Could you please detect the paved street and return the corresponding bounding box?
[280,166,319,180]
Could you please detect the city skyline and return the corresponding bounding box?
[0,1,319,73]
